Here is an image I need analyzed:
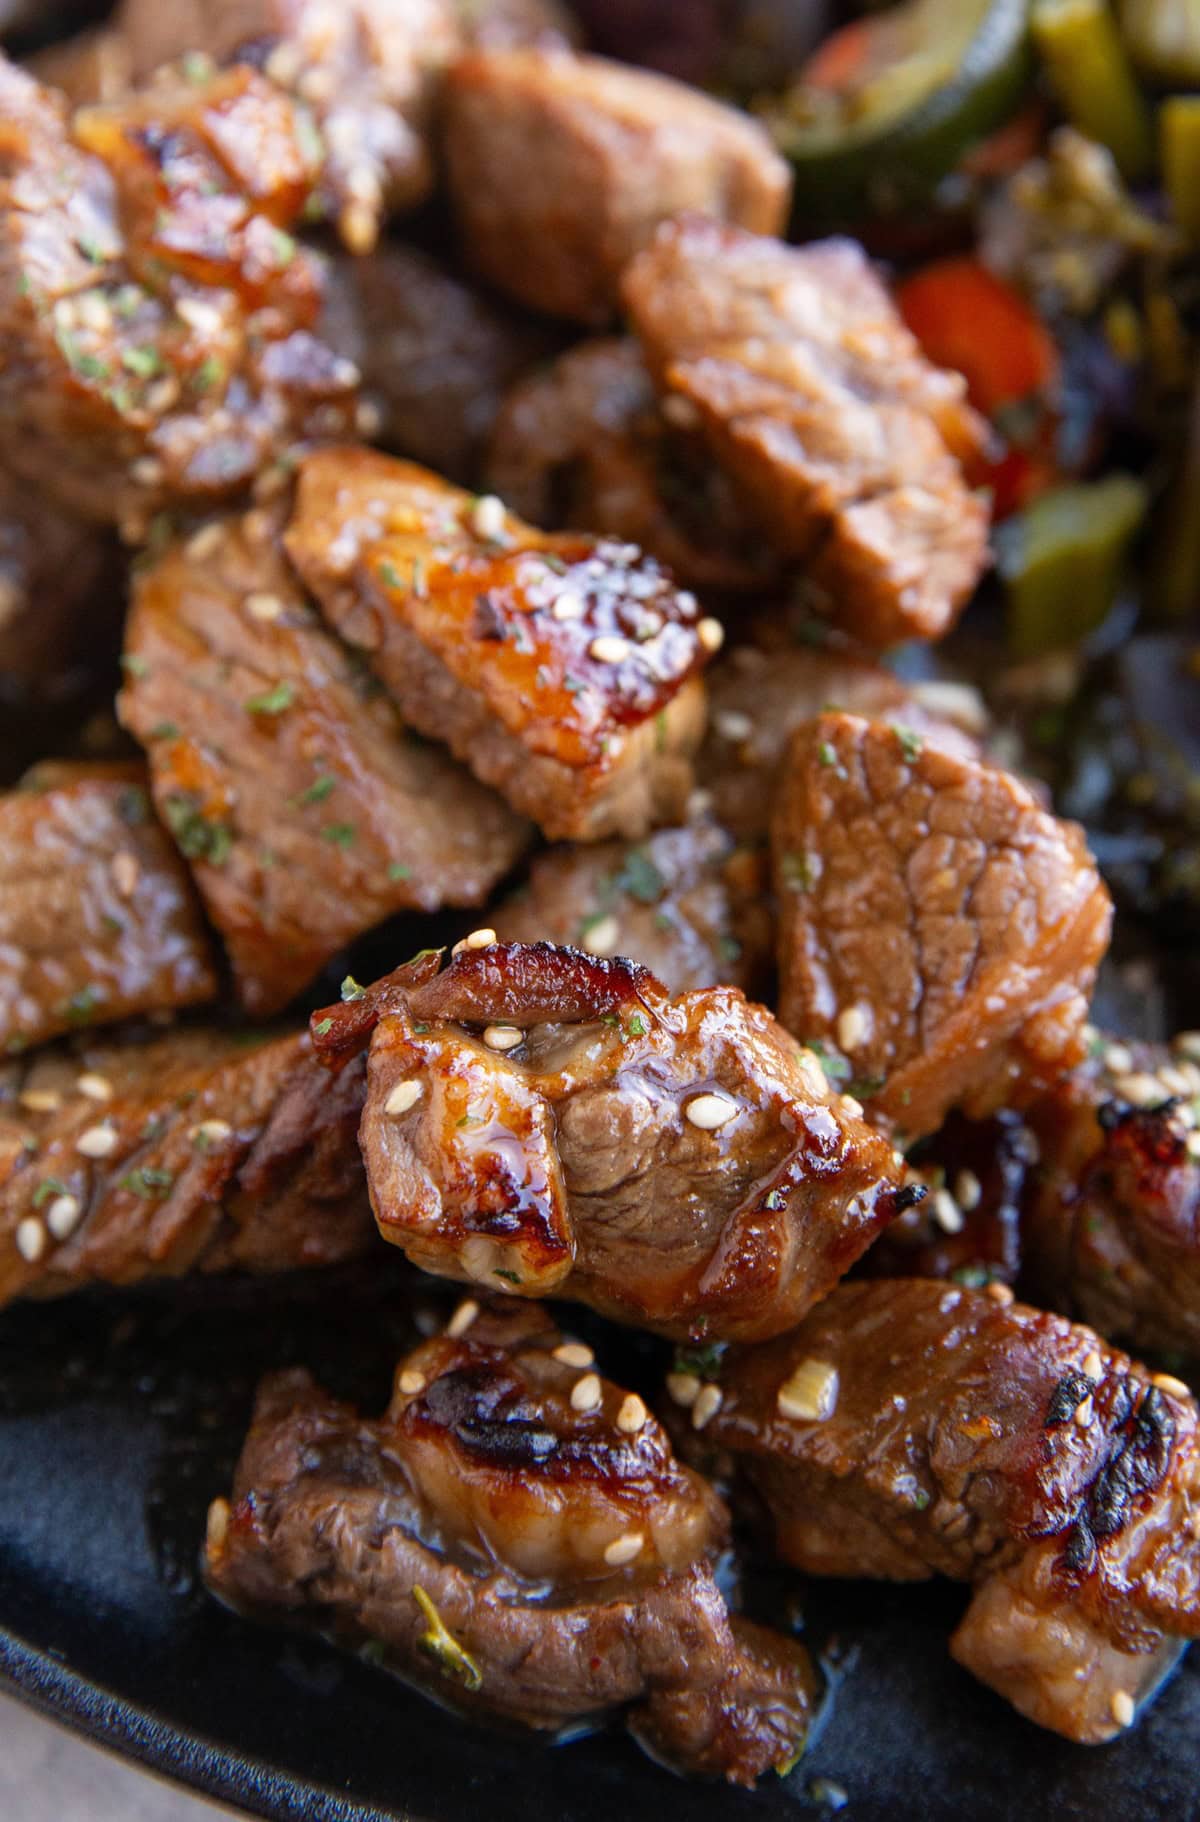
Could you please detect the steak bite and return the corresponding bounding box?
[311,940,914,1341]
[205,1301,815,1784]
[443,48,790,326]
[107,0,462,251]
[119,508,529,1017]
[0,472,123,702]
[1022,1035,1200,1362]
[700,643,985,847]
[491,815,772,997]
[772,714,1112,1141]
[622,219,991,646]
[284,447,714,842]
[701,1279,1200,1743]
[0,1026,370,1307]
[0,761,217,1056]
[0,55,358,535]
[486,338,775,592]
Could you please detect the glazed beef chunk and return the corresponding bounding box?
[284,448,715,842]
[107,0,462,251]
[444,48,790,325]
[702,1279,1200,1743]
[622,219,991,646]
[700,643,985,847]
[0,1026,370,1307]
[332,244,557,486]
[772,714,1112,1141]
[0,473,122,701]
[206,1301,815,1784]
[0,55,358,535]
[119,507,528,1016]
[486,338,775,591]
[1022,1035,1200,1361]
[492,814,771,997]
[312,941,913,1340]
[0,761,217,1055]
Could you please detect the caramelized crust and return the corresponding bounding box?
[313,940,913,1340]
[772,715,1112,1140]
[623,219,990,646]
[284,448,712,841]
[0,1026,370,1306]
[0,761,217,1053]
[120,508,529,1014]
[706,1279,1200,1742]
[206,1302,815,1783]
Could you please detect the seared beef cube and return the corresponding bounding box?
[0,55,358,535]
[0,472,123,701]
[205,1301,815,1784]
[109,0,462,251]
[0,1026,370,1306]
[0,761,217,1055]
[701,1279,1200,1743]
[772,715,1112,1140]
[861,1112,1033,1287]
[119,507,529,1016]
[622,220,990,646]
[492,815,771,996]
[331,244,557,486]
[284,448,713,842]
[700,644,985,848]
[312,941,913,1341]
[444,48,790,325]
[487,337,775,591]
[1022,1036,1200,1361]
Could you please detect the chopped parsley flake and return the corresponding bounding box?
[780,851,816,891]
[150,722,179,740]
[626,1013,648,1039]
[893,725,924,762]
[322,822,356,848]
[295,773,336,806]
[162,793,233,865]
[121,344,163,379]
[615,849,664,905]
[340,976,366,1002]
[313,1017,334,1037]
[118,1166,175,1199]
[121,653,149,679]
[388,862,412,882]
[245,681,296,715]
[377,560,402,589]
[32,1178,72,1209]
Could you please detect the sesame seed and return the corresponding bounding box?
[550,591,584,621]
[666,1372,700,1408]
[691,1383,724,1430]
[932,1188,964,1234]
[589,635,631,665]
[76,1124,118,1159]
[185,523,224,561]
[796,1050,829,1098]
[696,617,724,654]
[616,1393,648,1434]
[583,914,620,957]
[687,788,713,819]
[841,1094,864,1120]
[553,1343,594,1370]
[1082,1350,1104,1381]
[954,1170,983,1212]
[1152,1372,1191,1399]
[77,1072,113,1102]
[603,1532,644,1567]
[110,851,139,898]
[470,495,507,543]
[384,1079,422,1117]
[190,1119,233,1147]
[1158,1065,1193,1097]
[177,297,225,337]
[777,1359,839,1423]
[446,1299,479,1339]
[1115,1072,1168,1107]
[452,928,497,955]
[483,1025,522,1052]
[46,1194,82,1240]
[1111,1691,1135,1729]
[398,1369,427,1395]
[985,1281,1014,1307]
[241,508,273,547]
[131,456,164,487]
[1187,1132,1200,1161]
[245,592,285,623]
[19,1090,61,1114]
[15,1217,45,1263]
[685,1092,738,1132]
[339,201,377,254]
[662,394,700,429]
[1103,1043,1134,1075]
[206,1496,230,1554]
[836,1005,869,1052]
[570,1372,602,1413]
[147,378,180,417]
[715,710,752,743]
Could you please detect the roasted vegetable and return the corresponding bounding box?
[1032,0,1155,179]
[998,471,1148,654]
[1119,0,1200,83]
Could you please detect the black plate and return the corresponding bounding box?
[0,1271,1198,1822]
